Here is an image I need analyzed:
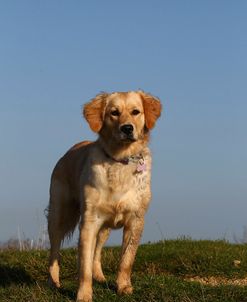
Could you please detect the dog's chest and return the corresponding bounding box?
[92,159,150,227]
[107,163,135,190]
[105,161,148,195]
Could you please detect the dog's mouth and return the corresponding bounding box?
[119,133,137,143]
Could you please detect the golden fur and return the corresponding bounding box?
[47,90,161,302]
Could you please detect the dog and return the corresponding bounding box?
[47,90,161,302]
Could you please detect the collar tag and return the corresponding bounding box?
[136,158,147,173]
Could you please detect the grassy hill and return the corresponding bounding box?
[1,239,247,301]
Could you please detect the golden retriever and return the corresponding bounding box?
[47,90,161,302]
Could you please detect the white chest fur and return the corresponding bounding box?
[88,153,151,228]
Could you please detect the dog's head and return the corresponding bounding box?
[83,91,161,146]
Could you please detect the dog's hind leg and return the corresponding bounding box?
[93,227,111,282]
[47,224,63,288]
[47,180,80,288]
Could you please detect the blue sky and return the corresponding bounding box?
[0,1,246,245]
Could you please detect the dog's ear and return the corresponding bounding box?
[139,91,162,129]
[83,93,108,132]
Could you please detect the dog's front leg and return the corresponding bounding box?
[116,216,144,295]
[77,213,100,302]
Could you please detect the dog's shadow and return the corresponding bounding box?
[0,264,33,287]
[58,287,76,300]
[0,263,117,300]
[95,279,117,291]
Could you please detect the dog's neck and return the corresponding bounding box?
[103,148,144,165]
[98,134,149,162]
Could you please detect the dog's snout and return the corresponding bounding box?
[120,124,134,135]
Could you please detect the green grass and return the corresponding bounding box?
[1,239,247,301]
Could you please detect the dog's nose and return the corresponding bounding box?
[120,124,134,135]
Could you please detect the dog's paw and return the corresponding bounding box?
[93,261,106,283]
[117,285,133,295]
[93,272,106,283]
[76,288,92,302]
[48,277,61,288]
[76,295,92,302]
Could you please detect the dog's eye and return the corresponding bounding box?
[111,109,120,116]
[132,109,140,116]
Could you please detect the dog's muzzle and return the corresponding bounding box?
[120,124,134,135]
[119,124,136,141]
